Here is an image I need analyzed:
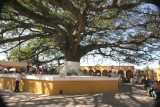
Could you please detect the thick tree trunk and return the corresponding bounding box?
[60,61,81,76]
[63,61,80,73]
[60,51,81,76]
[60,41,87,76]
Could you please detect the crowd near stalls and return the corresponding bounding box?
[142,78,160,101]
[82,68,134,83]
[81,65,134,82]
[81,65,158,85]
[0,61,158,81]
[0,60,48,75]
[0,64,23,74]
[0,60,29,74]
[27,65,48,75]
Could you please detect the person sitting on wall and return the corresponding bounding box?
[14,72,23,92]
[153,81,160,100]
[148,80,157,97]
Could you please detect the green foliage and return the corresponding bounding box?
[0,0,160,66]
[8,37,60,64]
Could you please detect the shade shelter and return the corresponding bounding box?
[0,60,28,70]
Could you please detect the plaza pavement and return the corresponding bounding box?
[0,84,158,107]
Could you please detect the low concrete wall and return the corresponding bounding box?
[0,74,120,95]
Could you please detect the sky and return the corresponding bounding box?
[0,53,6,61]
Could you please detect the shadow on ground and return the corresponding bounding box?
[0,84,157,107]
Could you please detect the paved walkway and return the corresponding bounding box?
[0,84,157,107]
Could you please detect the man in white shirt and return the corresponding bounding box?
[14,72,23,92]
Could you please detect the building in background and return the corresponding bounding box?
[81,64,134,78]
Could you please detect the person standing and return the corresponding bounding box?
[111,68,116,77]
[26,63,30,74]
[28,66,33,75]
[0,64,4,74]
[153,81,160,100]
[14,72,23,92]
[35,65,39,75]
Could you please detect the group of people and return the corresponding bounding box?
[143,78,160,101]
[27,65,46,75]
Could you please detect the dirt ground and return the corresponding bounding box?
[0,83,158,107]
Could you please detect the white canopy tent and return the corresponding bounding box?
[0,60,28,69]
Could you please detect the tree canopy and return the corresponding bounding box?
[0,0,160,66]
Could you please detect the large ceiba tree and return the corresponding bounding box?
[0,0,160,72]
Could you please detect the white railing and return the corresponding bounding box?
[0,73,119,81]
[0,74,120,81]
